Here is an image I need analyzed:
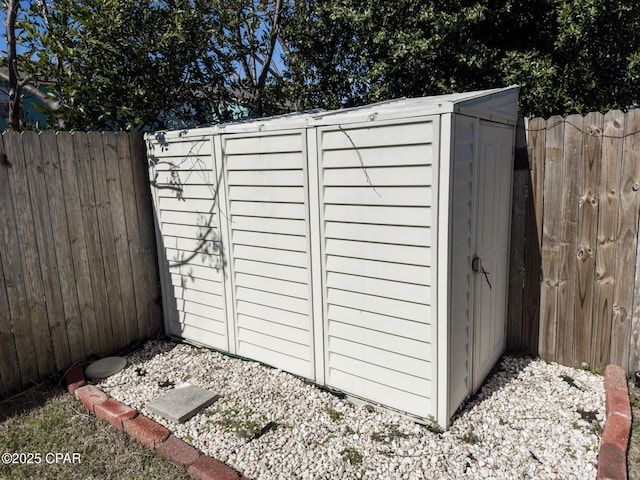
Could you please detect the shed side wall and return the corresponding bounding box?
[149,131,229,349]
[222,131,316,378]
[317,119,439,418]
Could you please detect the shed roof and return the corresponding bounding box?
[160,85,519,137]
[311,85,519,126]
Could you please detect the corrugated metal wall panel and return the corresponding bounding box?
[319,120,439,418]
[223,131,315,378]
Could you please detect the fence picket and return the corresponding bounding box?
[588,111,624,370]
[6,132,55,378]
[539,117,565,361]
[116,133,149,341]
[520,118,544,355]
[73,133,113,357]
[130,134,163,337]
[506,119,527,352]
[573,112,603,368]
[88,132,124,351]
[58,132,100,358]
[31,131,72,370]
[556,115,583,366]
[0,135,24,390]
[610,109,640,367]
[39,132,85,364]
[104,133,138,347]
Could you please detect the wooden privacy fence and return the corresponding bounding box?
[0,131,162,397]
[507,109,640,372]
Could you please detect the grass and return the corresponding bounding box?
[425,416,444,435]
[324,407,343,422]
[0,380,191,480]
[461,429,480,445]
[210,399,267,439]
[371,426,409,444]
[341,447,363,465]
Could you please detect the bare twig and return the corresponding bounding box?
[256,0,283,88]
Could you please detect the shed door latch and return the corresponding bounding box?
[472,255,492,289]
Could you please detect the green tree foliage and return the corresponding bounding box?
[283,0,640,117]
[16,0,288,130]
[18,0,235,130]
[7,0,639,129]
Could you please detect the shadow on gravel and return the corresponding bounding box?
[0,335,180,422]
[110,336,182,371]
[448,355,535,424]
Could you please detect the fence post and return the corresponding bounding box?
[506,118,527,352]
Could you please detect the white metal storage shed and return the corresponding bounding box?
[147,86,519,428]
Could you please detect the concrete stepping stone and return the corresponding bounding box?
[146,384,218,423]
[85,356,127,379]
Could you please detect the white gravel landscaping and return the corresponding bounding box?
[98,339,604,480]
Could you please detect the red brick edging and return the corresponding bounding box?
[597,365,631,480]
[64,367,250,480]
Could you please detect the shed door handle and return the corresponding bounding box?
[472,256,492,289]
[472,256,480,272]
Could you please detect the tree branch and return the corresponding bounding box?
[6,0,20,128]
[0,71,60,110]
[257,0,283,88]
[235,23,254,84]
[254,53,282,78]
[38,0,63,73]
[277,32,291,58]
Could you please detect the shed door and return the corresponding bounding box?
[472,122,513,389]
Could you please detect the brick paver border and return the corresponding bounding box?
[597,364,631,480]
[65,367,250,480]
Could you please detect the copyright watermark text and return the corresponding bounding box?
[1,452,81,465]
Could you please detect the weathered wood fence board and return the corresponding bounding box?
[0,131,162,397]
[0,138,25,394]
[26,131,71,372]
[130,133,163,338]
[539,116,564,361]
[522,117,544,355]
[575,113,602,369]
[5,133,54,379]
[612,109,640,367]
[509,108,640,372]
[556,114,582,366]
[591,111,623,369]
[58,132,99,359]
